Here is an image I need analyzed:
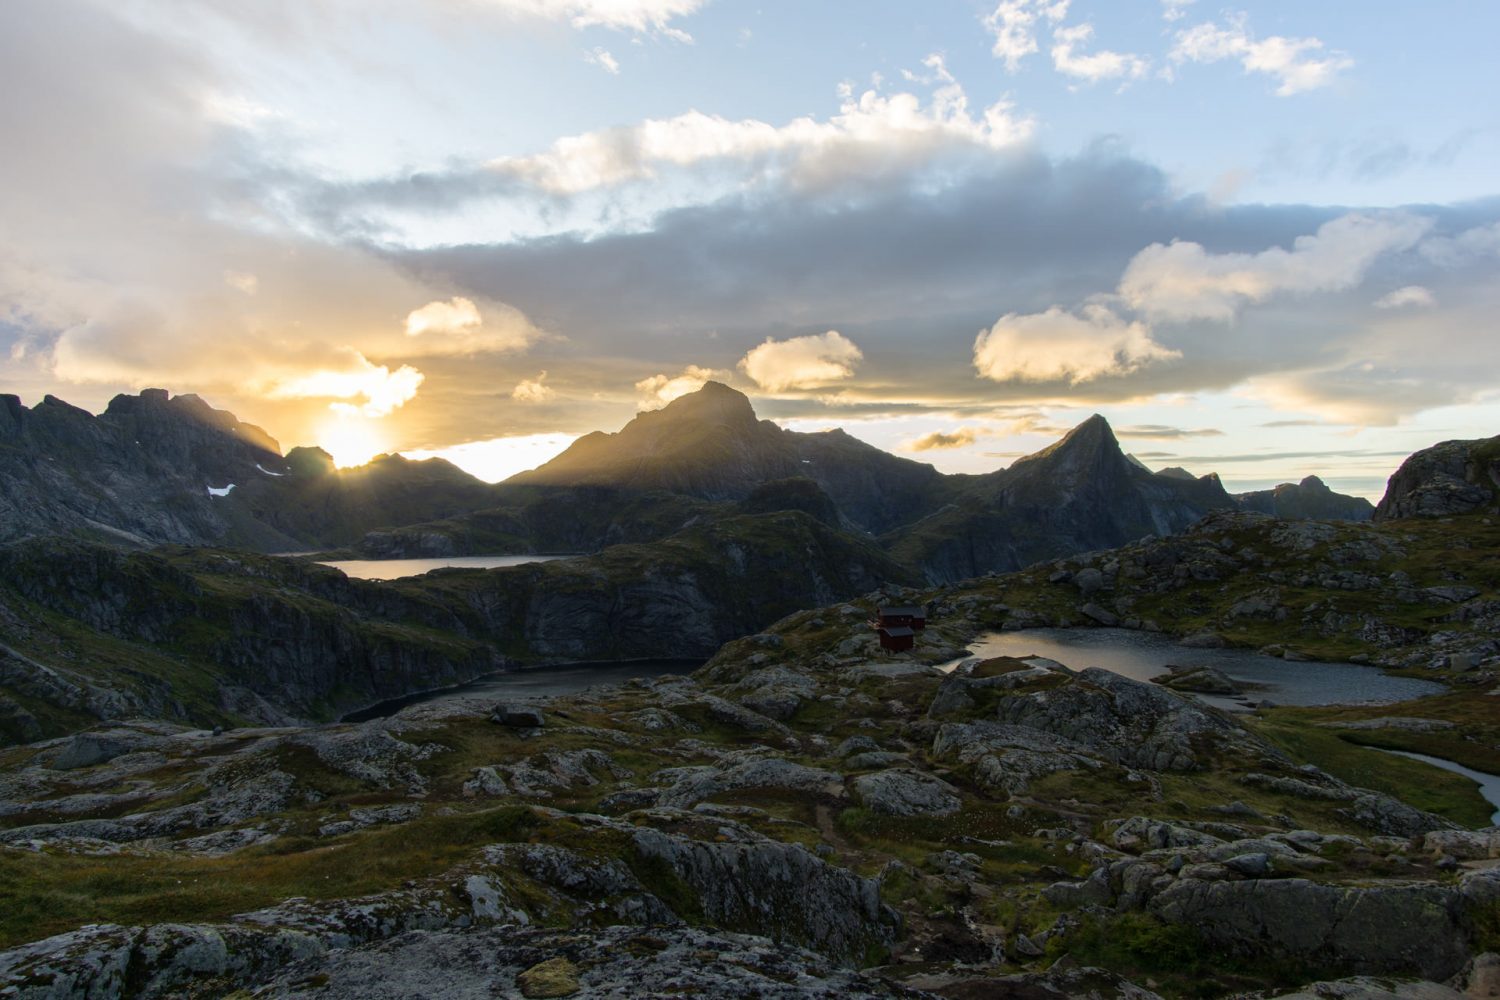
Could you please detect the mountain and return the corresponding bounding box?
[1235,475,1374,521]
[883,414,1238,582]
[1374,433,1500,521]
[0,389,289,548]
[512,381,944,533]
[0,389,498,550]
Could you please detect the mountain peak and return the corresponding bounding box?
[655,380,757,426]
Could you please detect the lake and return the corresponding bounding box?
[342,659,701,722]
[318,554,574,580]
[945,628,1444,710]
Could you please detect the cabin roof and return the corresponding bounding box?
[878,625,916,637]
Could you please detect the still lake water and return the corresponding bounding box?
[318,554,573,580]
[946,628,1444,710]
[342,659,700,723]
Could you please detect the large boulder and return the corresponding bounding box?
[991,668,1272,772]
[851,769,962,817]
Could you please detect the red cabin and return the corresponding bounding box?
[871,605,927,651]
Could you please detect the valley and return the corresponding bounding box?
[1,386,1498,999]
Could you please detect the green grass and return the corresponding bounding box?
[1248,712,1495,828]
[0,806,542,948]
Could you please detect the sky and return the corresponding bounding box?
[2,0,1498,498]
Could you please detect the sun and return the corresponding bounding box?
[316,415,388,469]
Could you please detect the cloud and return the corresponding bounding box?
[738,331,863,392]
[1118,212,1432,322]
[406,297,482,337]
[982,0,1069,72]
[1170,14,1353,96]
[267,354,425,417]
[1161,0,1195,21]
[1115,423,1223,439]
[973,304,1179,384]
[583,47,620,74]
[1050,23,1149,83]
[223,270,258,295]
[511,370,556,401]
[403,297,542,355]
[905,427,985,451]
[473,0,704,36]
[1373,285,1435,309]
[634,364,721,409]
[1246,364,1457,426]
[476,74,1032,199]
[1419,220,1500,266]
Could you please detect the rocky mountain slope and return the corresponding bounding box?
[0,389,499,551]
[0,497,919,745]
[513,380,946,534]
[1375,433,1500,521]
[882,415,1240,582]
[1236,475,1374,521]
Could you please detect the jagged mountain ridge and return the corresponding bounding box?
[2,383,1375,585]
[0,389,499,550]
[881,414,1242,582]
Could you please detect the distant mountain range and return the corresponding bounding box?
[2,382,1379,581]
[1,383,1494,745]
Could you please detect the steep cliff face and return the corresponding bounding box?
[884,416,1237,582]
[0,502,920,743]
[1374,434,1500,521]
[1236,476,1373,521]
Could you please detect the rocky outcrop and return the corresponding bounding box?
[1148,870,1500,981]
[631,827,899,963]
[990,668,1273,772]
[1237,476,1374,522]
[1375,435,1500,521]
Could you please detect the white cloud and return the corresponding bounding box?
[223,270,258,295]
[1050,22,1149,83]
[584,47,620,74]
[403,297,541,355]
[738,331,863,392]
[973,304,1178,384]
[406,296,482,337]
[487,71,1031,196]
[1373,285,1435,309]
[473,0,704,36]
[1161,0,1195,22]
[265,353,425,418]
[1118,212,1432,322]
[635,364,721,409]
[982,0,1070,73]
[1170,15,1353,95]
[512,370,556,401]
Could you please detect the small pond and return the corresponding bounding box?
[342,659,701,723]
[944,628,1444,711]
[317,554,574,580]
